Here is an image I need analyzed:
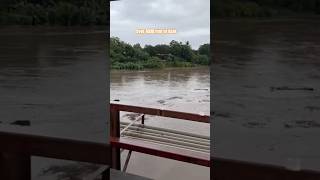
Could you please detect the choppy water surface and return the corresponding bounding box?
[0,27,108,180]
[213,19,320,171]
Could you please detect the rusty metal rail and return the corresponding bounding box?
[110,103,210,169]
[0,131,111,180]
[111,103,209,123]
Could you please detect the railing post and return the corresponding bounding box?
[110,105,121,170]
[142,114,145,125]
[0,152,31,180]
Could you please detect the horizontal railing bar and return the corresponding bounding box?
[111,103,209,123]
[120,127,210,146]
[121,136,209,154]
[120,122,210,140]
[0,131,110,165]
[121,131,209,151]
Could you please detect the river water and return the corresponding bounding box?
[213,18,320,171]
[0,27,109,180]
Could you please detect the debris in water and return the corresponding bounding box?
[270,86,314,92]
[215,113,231,118]
[284,120,320,128]
[243,121,266,128]
[268,146,275,151]
[284,123,293,128]
[11,120,31,126]
[194,88,209,91]
[166,96,183,100]
[157,100,166,104]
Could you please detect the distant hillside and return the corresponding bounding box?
[0,0,107,25]
[213,0,320,17]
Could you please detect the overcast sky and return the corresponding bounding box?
[110,0,210,49]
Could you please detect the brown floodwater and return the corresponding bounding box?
[0,26,108,180]
[213,18,320,171]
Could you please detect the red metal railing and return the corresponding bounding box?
[110,103,210,169]
[0,131,111,180]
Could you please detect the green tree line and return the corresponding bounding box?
[213,0,320,17]
[111,37,210,70]
[0,0,107,25]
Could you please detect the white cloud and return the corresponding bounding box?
[111,0,210,49]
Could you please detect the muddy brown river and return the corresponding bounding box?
[213,18,320,171]
[0,27,109,180]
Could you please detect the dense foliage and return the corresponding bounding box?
[213,0,320,17]
[110,37,210,70]
[0,0,107,25]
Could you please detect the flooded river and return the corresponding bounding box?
[213,18,320,171]
[0,27,108,180]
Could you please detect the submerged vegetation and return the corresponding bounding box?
[110,37,210,70]
[0,0,107,25]
[213,0,320,17]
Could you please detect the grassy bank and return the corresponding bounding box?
[110,37,210,70]
[111,61,199,70]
